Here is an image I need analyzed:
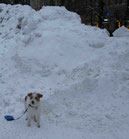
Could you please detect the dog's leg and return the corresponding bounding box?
[34,115,37,122]
[26,113,28,120]
[27,115,31,127]
[36,114,40,128]
[27,118,31,127]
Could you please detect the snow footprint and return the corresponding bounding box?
[89,42,105,48]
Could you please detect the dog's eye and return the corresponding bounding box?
[35,97,38,100]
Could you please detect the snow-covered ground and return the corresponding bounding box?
[0,4,129,139]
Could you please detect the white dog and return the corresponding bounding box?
[24,92,43,128]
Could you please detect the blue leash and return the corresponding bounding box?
[4,108,28,121]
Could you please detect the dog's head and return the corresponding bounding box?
[27,92,43,107]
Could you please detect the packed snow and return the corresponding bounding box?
[0,4,129,139]
[113,26,129,37]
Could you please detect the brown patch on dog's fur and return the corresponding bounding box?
[28,93,32,97]
[36,93,43,101]
[25,96,27,101]
[37,93,43,98]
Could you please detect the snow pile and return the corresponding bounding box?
[0,4,80,39]
[0,4,129,139]
[113,26,129,37]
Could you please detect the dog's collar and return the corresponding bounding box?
[29,104,38,109]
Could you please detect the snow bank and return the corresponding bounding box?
[113,26,129,37]
[0,4,129,139]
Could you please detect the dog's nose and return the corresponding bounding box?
[31,101,35,104]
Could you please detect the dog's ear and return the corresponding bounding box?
[37,93,43,98]
[28,93,32,97]
[25,96,27,101]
